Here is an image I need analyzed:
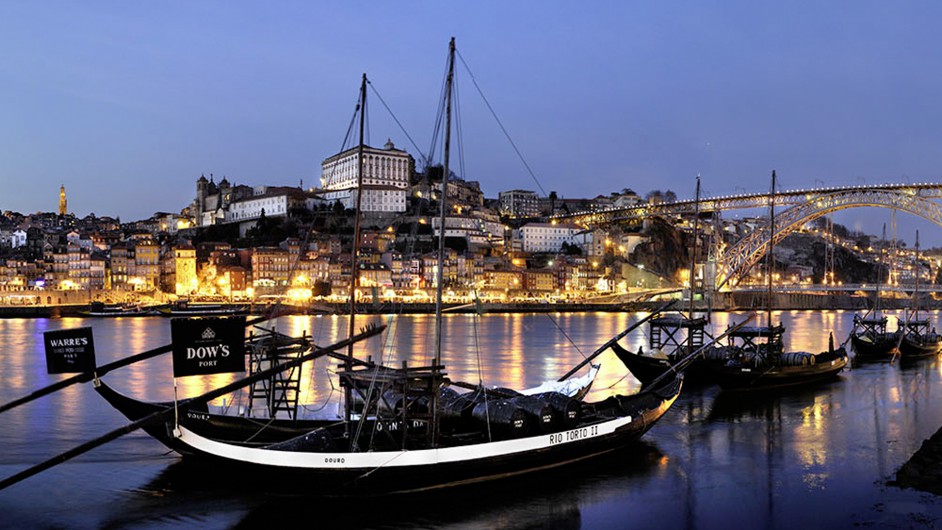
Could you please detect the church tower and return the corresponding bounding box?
[58,185,67,215]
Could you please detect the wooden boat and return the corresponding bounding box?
[94,326,601,449]
[96,361,681,494]
[898,318,942,359]
[897,231,942,360]
[706,172,848,390]
[850,314,900,361]
[610,314,727,385]
[157,300,250,317]
[93,39,683,495]
[79,301,158,317]
[850,231,900,361]
[609,177,728,386]
[707,323,848,390]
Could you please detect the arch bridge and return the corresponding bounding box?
[555,183,942,289]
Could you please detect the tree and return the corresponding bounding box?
[561,241,582,256]
[645,190,664,204]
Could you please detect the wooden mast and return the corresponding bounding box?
[434,38,455,366]
[767,170,776,330]
[431,37,456,445]
[344,73,368,425]
[688,175,701,317]
[687,175,701,352]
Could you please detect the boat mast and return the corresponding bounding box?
[434,38,455,367]
[344,73,367,425]
[914,230,921,322]
[688,175,700,318]
[687,175,700,352]
[876,223,886,316]
[767,170,776,329]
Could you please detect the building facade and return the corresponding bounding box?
[320,140,413,213]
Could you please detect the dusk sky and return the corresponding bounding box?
[4,2,942,245]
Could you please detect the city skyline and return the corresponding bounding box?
[4,2,942,245]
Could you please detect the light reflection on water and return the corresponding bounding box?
[2,311,942,528]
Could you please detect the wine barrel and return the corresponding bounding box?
[780,352,812,367]
[439,386,482,422]
[471,399,529,439]
[508,395,555,434]
[701,347,730,362]
[530,391,581,428]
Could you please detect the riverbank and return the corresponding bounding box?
[1,291,938,318]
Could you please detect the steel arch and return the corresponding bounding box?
[717,189,942,289]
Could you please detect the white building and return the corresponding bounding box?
[517,223,581,253]
[11,229,27,248]
[431,215,507,247]
[320,139,413,213]
[226,187,310,223]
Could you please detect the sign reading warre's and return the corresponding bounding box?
[44,327,96,374]
[171,316,246,377]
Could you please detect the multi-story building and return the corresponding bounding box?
[226,187,312,231]
[89,251,106,290]
[173,245,197,296]
[133,240,160,290]
[251,247,291,291]
[498,189,541,218]
[357,263,392,289]
[109,243,133,291]
[67,243,90,289]
[523,270,554,292]
[320,140,413,213]
[483,269,523,292]
[516,222,581,253]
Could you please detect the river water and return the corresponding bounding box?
[2,310,942,529]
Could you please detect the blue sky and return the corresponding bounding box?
[3,2,942,245]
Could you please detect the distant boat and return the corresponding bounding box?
[610,176,729,386]
[705,171,848,391]
[850,224,900,361]
[78,301,157,317]
[611,314,727,385]
[707,323,848,390]
[157,300,249,317]
[850,314,900,361]
[897,231,942,360]
[898,317,942,359]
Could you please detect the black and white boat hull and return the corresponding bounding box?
[95,374,682,494]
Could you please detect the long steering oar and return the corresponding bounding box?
[641,313,757,391]
[0,314,274,415]
[0,323,386,491]
[557,299,678,382]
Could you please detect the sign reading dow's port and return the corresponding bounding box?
[44,327,96,374]
[171,316,246,377]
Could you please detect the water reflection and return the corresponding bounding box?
[4,312,942,528]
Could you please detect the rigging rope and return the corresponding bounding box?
[455,49,546,196]
[472,312,493,442]
[545,313,588,361]
[367,80,428,164]
[453,68,467,184]
[338,96,361,154]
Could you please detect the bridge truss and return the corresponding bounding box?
[557,183,942,289]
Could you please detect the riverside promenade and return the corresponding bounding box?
[0,290,938,318]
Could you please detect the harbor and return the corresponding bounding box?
[7,4,942,529]
[2,311,942,528]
